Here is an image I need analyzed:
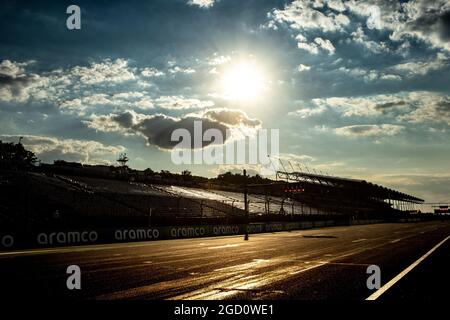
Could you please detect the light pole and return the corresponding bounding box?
[244,169,249,241]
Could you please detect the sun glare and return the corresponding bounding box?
[220,61,266,101]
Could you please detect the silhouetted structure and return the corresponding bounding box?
[117,153,129,167]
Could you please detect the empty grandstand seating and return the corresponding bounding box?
[0,171,346,232]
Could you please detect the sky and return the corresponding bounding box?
[0,0,449,204]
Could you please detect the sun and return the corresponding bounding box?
[220,61,266,101]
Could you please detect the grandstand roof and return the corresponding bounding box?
[277,171,424,204]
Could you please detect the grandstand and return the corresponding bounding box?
[272,170,424,216]
[0,162,427,232]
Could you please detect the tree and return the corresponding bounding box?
[0,140,37,169]
[181,170,192,181]
[160,170,173,179]
[214,171,274,185]
[144,168,154,175]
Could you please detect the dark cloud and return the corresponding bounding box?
[135,114,229,150]
[112,112,135,128]
[0,60,40,102]
[374,101,406,110]
[87,108,262,150]
[409,8,450,41]
[436,100,450,112]
[374,101,407,115]
[0,73,30,85]
[441,10,450,39]
[0,75,42,104]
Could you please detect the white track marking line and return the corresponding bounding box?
[366,234,450,301]
[207,244,240,249]
[288,262,328,275]
[0,241,177,257]
[352,238,367,243]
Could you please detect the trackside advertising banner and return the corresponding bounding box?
[1,223,291,250]
[0,218,422,251]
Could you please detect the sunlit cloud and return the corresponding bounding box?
[187,0,215,9]
[0,134,125,164]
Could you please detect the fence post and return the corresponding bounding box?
[148,208,152,227]
[244,169,249,241]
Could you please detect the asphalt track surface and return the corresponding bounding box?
[1,221,449,300]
